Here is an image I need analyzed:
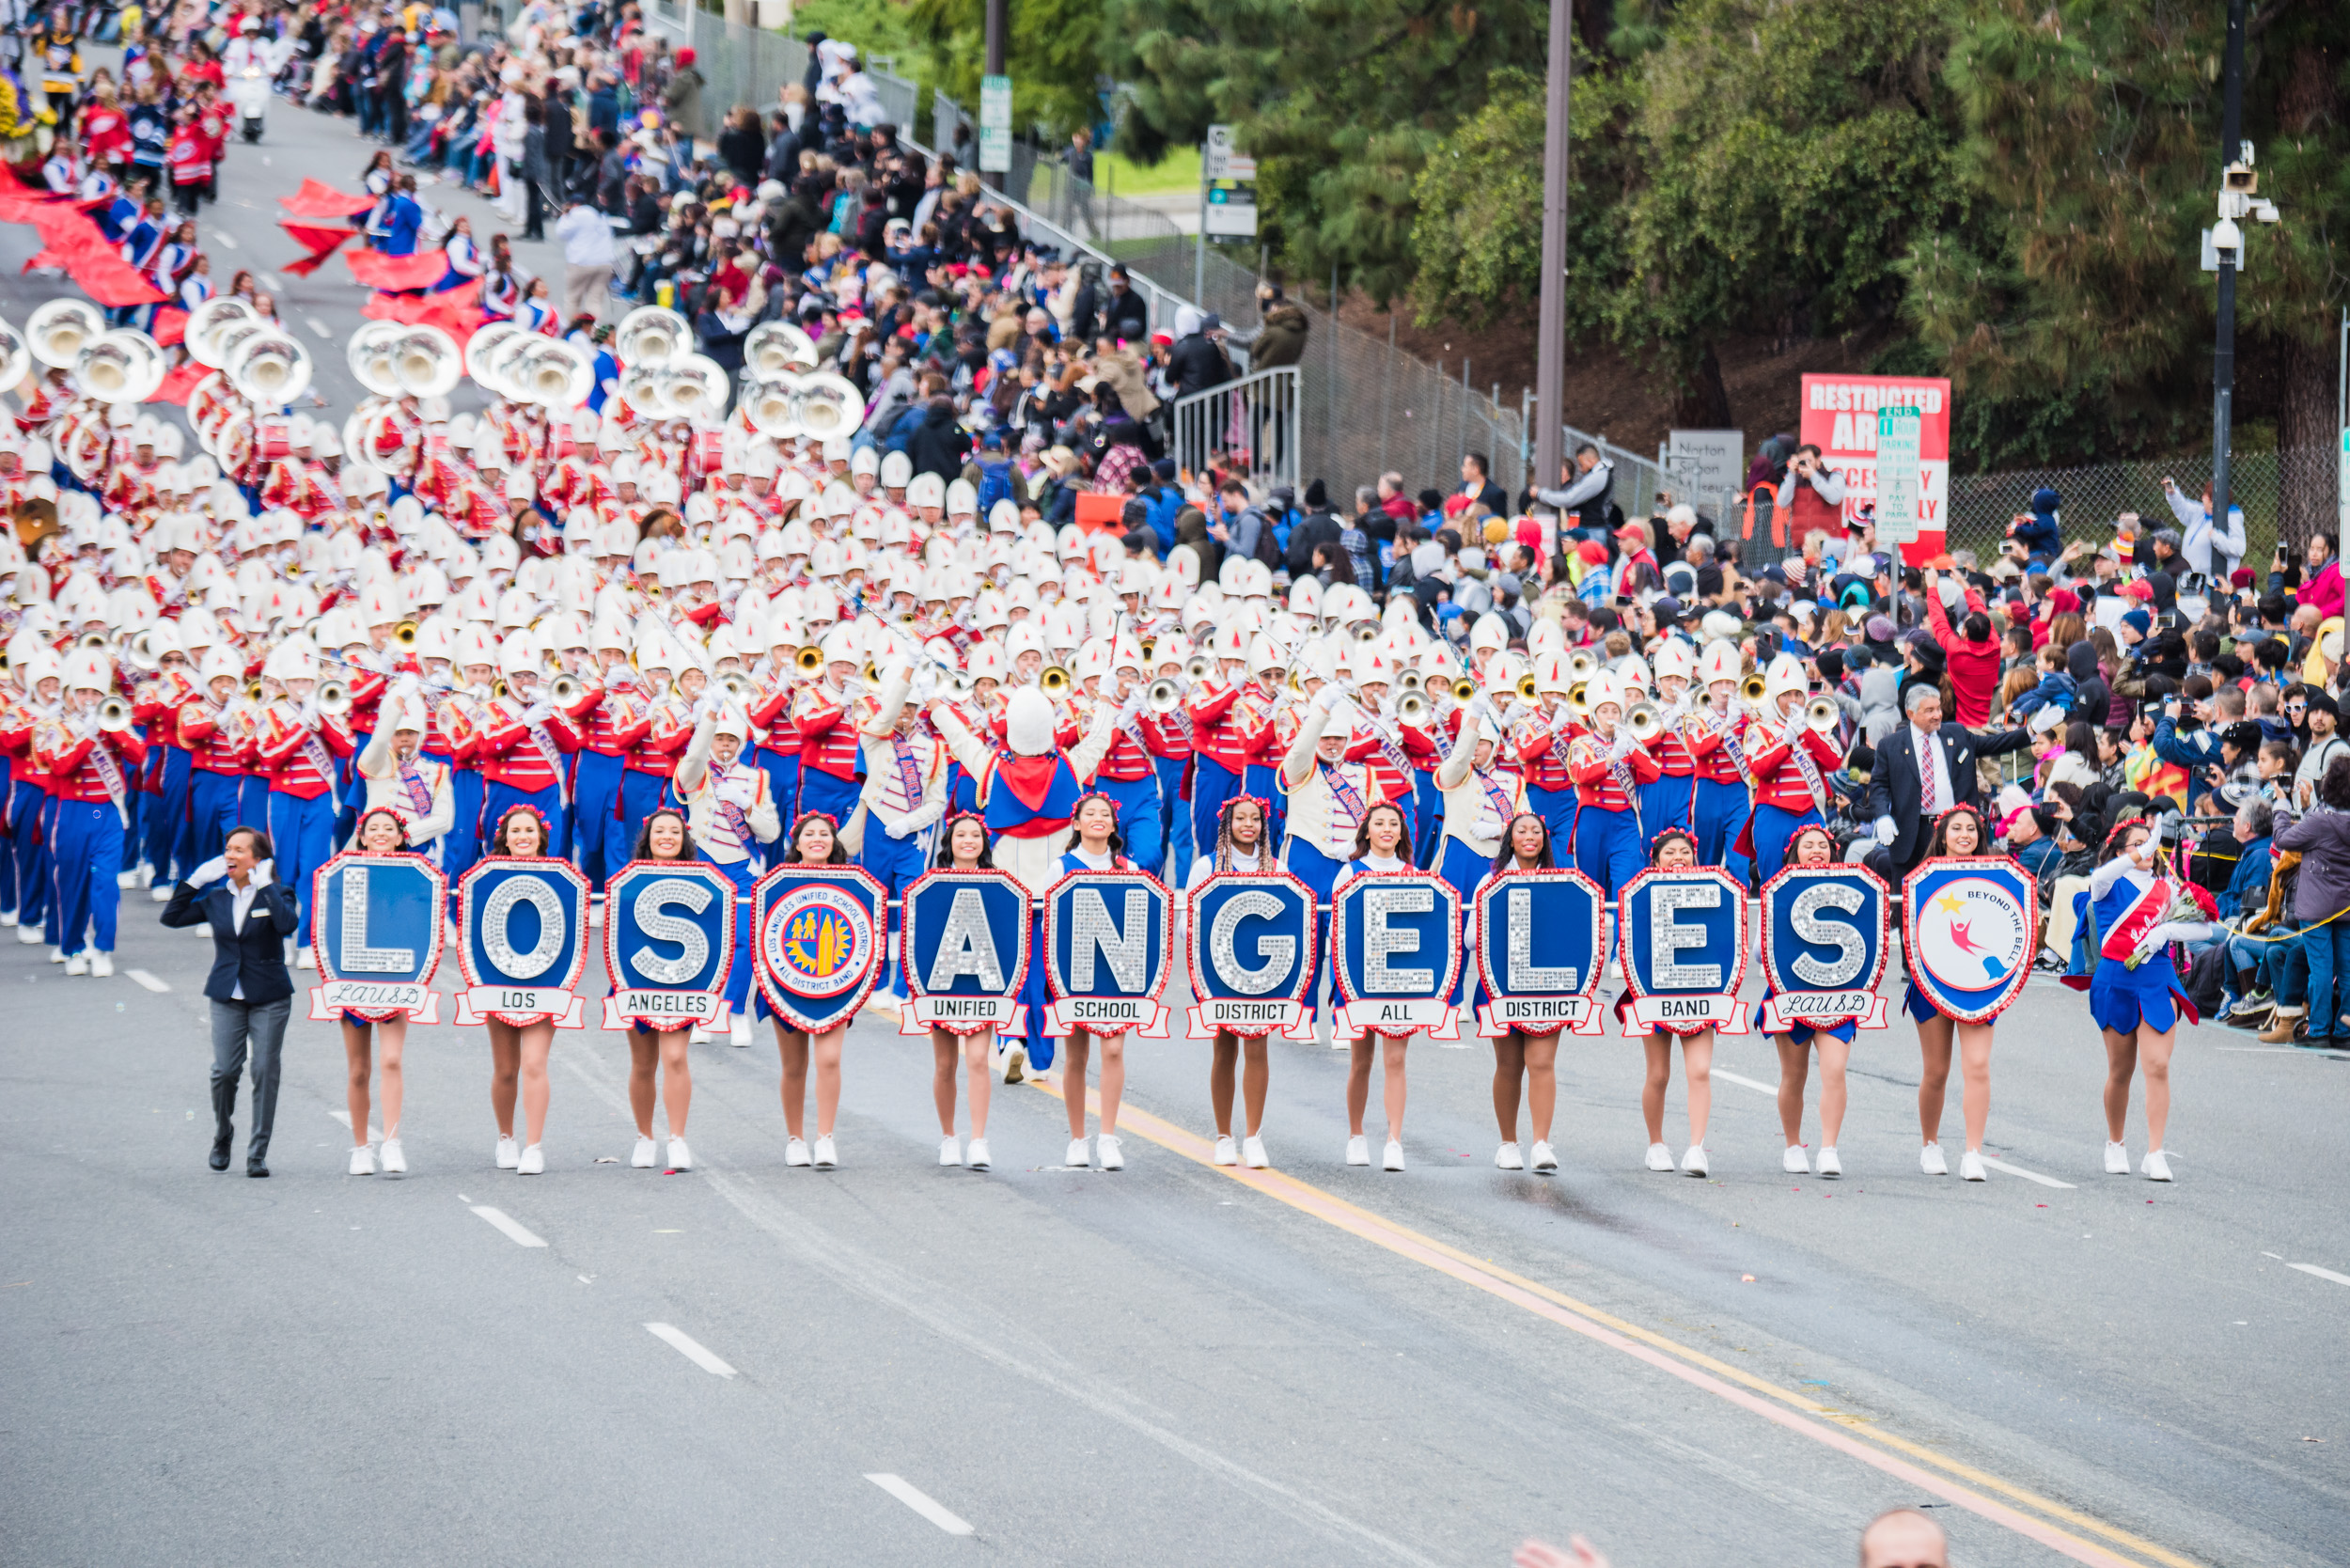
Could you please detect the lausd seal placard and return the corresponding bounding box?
[1904,857,2037,1024]
[1759,863,1890,1033]
[900,869,1032,1036]
[453,857,590,1027]
[751,865,888,1033]
[307,852,447,1023]
[1618,867,1749,1035]
[1185,871,1318,1040]
[601,860,738,1031]
[1041,869,1173,1040]
[1330,870,1464,1041]
[1474,868,1606,1038]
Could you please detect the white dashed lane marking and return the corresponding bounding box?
[865,1473,975,1535]
[644,1322,735,1376]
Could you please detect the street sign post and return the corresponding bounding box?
[1204,183,1258,238]
[978,74,1011,174]
[1197,124,1256,300]
[1875,405,1925,547]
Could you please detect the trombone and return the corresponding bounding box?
[550,672,586,708]
[96,696,134,733]
[1802,695,1841,735]
[1146,678,1183,715]
[1626,700,1665,742]
[316,679,352,716]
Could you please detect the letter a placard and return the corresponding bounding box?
[307,852,447,1023]
[1330,871,1463,1041]
[1042,869,1173,1041]
[900,869,1031,1036]
[1474,868,1606,1039]
[1617,867,1748,1036]
[1184,871,1317,1040]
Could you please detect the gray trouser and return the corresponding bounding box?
[562,262,612,321]
[212,996,291,1166]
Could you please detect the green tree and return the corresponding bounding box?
[1904,0,2350,505]
[903,0,1111,140]
[1104,0,1546,301]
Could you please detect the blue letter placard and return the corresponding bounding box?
[1474,868,1606,1038]
[1185,871,1317,1040]
[603,860,738,1032]
[1618,867,1749,1036]
[901,869,1031,1036]
[1042,870,1173,1039]
[1331,870,1464,1041]
[455,857,589,1027]
[307,852,447,1023]
[1904,857,2037,1024]
[1759,864,1889,1031]
[752,865,889,1034]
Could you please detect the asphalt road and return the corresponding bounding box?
[3,89,2348,1568]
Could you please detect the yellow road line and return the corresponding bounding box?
[1032,1076,2198,1568]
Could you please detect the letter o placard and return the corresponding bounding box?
[457,856,589,1027]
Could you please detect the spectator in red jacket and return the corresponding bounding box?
[1922,566,2001,728]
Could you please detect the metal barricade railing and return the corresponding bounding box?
[1169,368,1302,494]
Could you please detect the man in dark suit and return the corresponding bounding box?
[161,826,299,1177]
[1864,682,2034,883]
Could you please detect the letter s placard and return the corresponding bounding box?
[1617,867,1748,1037]
[1042,869,1172,1041]
[455,857,590,1027]
[1760,864,1889,1032]
[1330,871,1463,1041]
[1184,871,1316,1040]
[1474,868,1606,1039]
[307,852,447,1023]
[603,860,738,1032]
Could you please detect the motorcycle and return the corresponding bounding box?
[231,63,269,143]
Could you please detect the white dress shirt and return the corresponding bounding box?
[227,875,261,1000]
[1912,724,1955,813]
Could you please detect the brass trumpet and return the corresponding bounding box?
[1396,689,1430,725]
[550,673,585,708]
[393,619,420,650]
[1353,622,1380,644]
[1803,695,1841,734]
[715,671,750,701]
[795,644,825,675]
[1626,700,1665,742]
[316,679,352,716]
[1039,665,1073,700]
[1184,654,1213,682]
[76,630,108,651]
[1515,672,1540,702]
[1450,676,1478,703]
[1146,678,1183,715]
[96,696,134,732]
[1740,673,1769,705]
[1565,648,1599,682]
[1397,668,1425,696]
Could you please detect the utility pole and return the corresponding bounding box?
[1531,0,1573,550]
[2211,0,2247,534]
[982,0,1008,192]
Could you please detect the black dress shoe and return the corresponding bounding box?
[210,1139,232,1171]
[246,1160,270,1178]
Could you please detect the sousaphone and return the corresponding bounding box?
[75,328,166,404]
[614,305,691,368]
[227,328,312,408]
[794,371,865,440]
[743,320,817,379]
[26,298,102,368]
[347,319,408,397]
[185,296,258,369]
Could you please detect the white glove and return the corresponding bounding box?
[1873,815,1897,846]
[393,671,423,700]
[72,712,98,739]
[250,859,274,889]
[187,855,228,888]
[522,699,553,726]
[299,698,321,731]
[1313,684,1341,716]
[878,812,911,839]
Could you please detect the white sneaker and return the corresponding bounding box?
[1529,1140,1558,1172]
[813,1136,836,1168]
[116,869,137,889]
[939,1137,961,1167]
[495,1137,520,1169]
[2104,1141,2130,1175]
[516,1143,544,1175]
[1816,1146,1841,1178]
[1681,1144,1709,1177]
[46,946,61,963]
[295,947,314,970]
[785,1137,811,1167]
[15,925,39,944]
[665,1135,691,1171]
[1495,1141,1524,1170]
[1782,1144,1810,1174]
[149,885,172,903]
[90,951,113,978]
[631,1137,657,1168]
[1242,1136,1269,1169]
[728,1014,753,1048]
[349,1144,375,1175]
[64,953,86,976]
[1,909,15,926]
[1097,1135,1124,1170]
[1645,1142,1674,1172]
[999,1043,1027,1085]
[2142,1150,2173,1183]
[688,1027,711,1045]
[379,1138,406,1173]
[1211,1135,1238,1167]
[1919,1143,1949,1176]
[1382,1139,1405,1171]
[1345,1135,1370,1167]
[965,1137,991,1170]
[1064,1137,1089,1168]
[1960,1150,1987,1182]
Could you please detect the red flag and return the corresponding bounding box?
[21,207,167,306]
[281,222,357,277]
[151,306,189,346]
[362,279,485,338]
[149,362,208,405]
[346,248,450,291]
[277,178,378,219]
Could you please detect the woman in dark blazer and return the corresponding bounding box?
[162,826,299,1177]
